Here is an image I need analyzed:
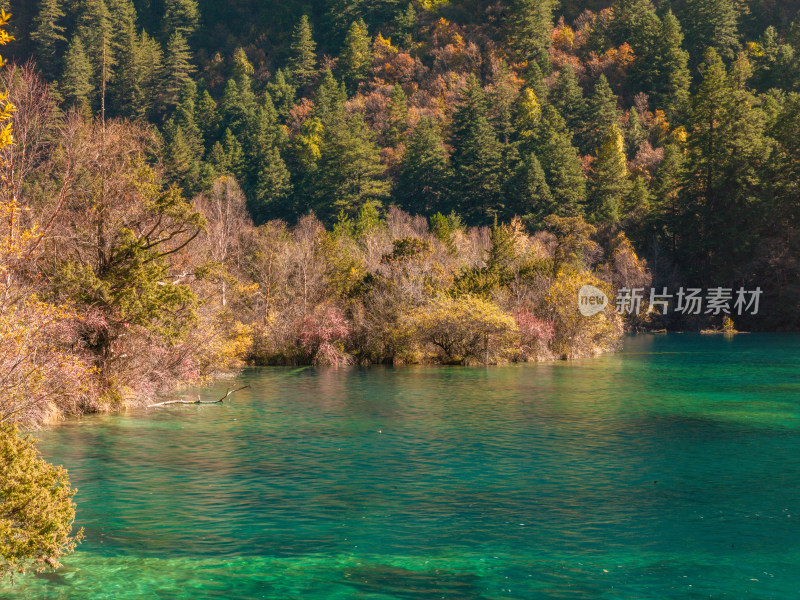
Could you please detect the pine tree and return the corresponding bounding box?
[162,0,200,41]
[585,75,620,152]
[31,0,67,78]
[590,124,631,224]
[252,145,293,223]
[396,117,451,215]
[61,34,93,109]
[196,89,219,144]
[488,61,520,144]
[164,81,204,195]
[653,9,691,118]
[340,19,370,91]
[549,65,586,145]
[289,15,317,88]
[110,26,163,119]
[450,75,506,223]
[266,69,295,121]
[679,49,772,281]
[394,3,416,46]
[311,114,390,220]
[506,0,556,69]
[78,0,115,114]
[535,105,587,216]
[607,0,662,95]
[213,128,245,181]
[505,151,553,226]
[313,69,347,127]
[161,31,196,111]
[682,0,740,64]
[625,109,646,156]
[384,83,408,147]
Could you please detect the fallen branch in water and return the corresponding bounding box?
[148,386,250,407]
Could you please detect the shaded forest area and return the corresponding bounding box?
[1,0,800,426]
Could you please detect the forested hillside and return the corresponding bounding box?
[1,0,800,426]
[5,0,800,328]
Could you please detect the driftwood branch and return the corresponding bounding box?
[148,386,250,408]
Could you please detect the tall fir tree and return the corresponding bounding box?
[161,31,196,111]
[384,83,408,148]
[289,14,317,88]
[396,117,451,215]
[313,69,347,127]
[505,0,556,70]
[31,0,67,78]
[505,151,554,227]
[589,124,631,224]
[449,74,506,223]
[61,34,93,109]
[110,25,162,119]
[340,19,370,91]
[266,68,295,121]
[653,9,691,118]
[549,65,587,146]
[585,75,621,153]
[162,0,200,41]
[678,49,772,282]
[311,114,390,220]
[78,0,115,114]
[534,105,587,216]
[682,0,740,65]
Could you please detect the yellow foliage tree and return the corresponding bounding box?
[408,294,519,364]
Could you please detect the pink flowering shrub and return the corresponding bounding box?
[513,310,555,360]
[299,305,353,366]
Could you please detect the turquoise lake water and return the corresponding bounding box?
[3,333,800,599]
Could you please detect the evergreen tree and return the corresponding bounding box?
[231,47,256,108]
[213,128,245,181]
[505,151,554,226]
[506,0,556,69]
[61,34,93,109]
[162,0,200,40]
[164,81,204,194]
[586,75,621,152]
[590,124,631,224]
[535,105,587,216]
[653,9,691,117]
[340,19,370,91]
[252,145,293,223]
[607,0,662,95]
[682,0,740,64]
[31,0,67,78]
[384,83,408,147]
[161,31,196,111]
[625,109,646,157]
[219,79,247,135]
[313,69,347,127]
[449,75,506,223]
[196,89,219,143]
[488,61,520,145]
[266,69,295,121]
[311,114,390,220]
[78,0,115,113]
[394,3,416,46]
[111,26,162,119]
[396,117,451,215]
[549,65,586,144]
[679,49,772,281]
[289,15,317,88]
